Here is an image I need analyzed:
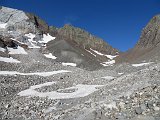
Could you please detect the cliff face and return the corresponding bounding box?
[0,6,56,49]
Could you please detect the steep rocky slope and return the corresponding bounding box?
[57,24,118,54]
[117,15,160,63]
[46,24,119,70]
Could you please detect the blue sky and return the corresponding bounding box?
[1,0,160,51]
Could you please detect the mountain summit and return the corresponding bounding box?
[136,15,160,48]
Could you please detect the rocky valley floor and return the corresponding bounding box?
[0,48,160,120]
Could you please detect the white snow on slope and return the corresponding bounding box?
[0,70,71,77]
[0,23,7,29]
[18,82,103,99]
[85,49,96,57]
[0,57,20,63]
[118,73,124,75]
[101,60,115,66]
[25,33,55,48]
[39,33,55,44]
[90,48,104,56]
[0,47,5,52]
[90,48,117,59]
[44,53,57,60]
[62,62,77,67]
[101,76,115,80]
[104,55,117,60]
[25,33,40,48]
[132,62,153,67]
[7,46,28,54]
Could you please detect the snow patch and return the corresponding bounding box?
[85,49,96,57]
[132,62,153,67]
[0,57,20,63]
[101,76,115,80]
[0,23,7,29]
[90,48,104,56]
[90,48,117,59]
[44,53,57,60]
[39,33,55,44]
[101,60,115,66]
[118,73,124,75]
[0,47,6,52]
[104,55,117,60]
[0,70,71,77]
[25,33,55,48]
[18,83,103,99]
[7,46,27,54]
[62,62,77,67]
[25,33,40,48]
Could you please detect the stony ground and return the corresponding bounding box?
[0,48,160,120]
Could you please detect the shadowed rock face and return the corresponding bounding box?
[117,15,160,63]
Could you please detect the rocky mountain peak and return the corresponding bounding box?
[58,24,119,55]
[116,15,160,63]
[151,15,160,23]
[136,15,160,48]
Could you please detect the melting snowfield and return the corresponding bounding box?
[24,33,55,48]
[90,48,118,59]
[0,70,71,77]
[118,73,124,75]
[0,57,20,63]
[7,46,28,54]
[85,49,96,57]
[24,33,40,48]
[0,22,7,29]
[132,62,153,67]
[100,60,115,66]
[44,53,57,60]
[0,47,5,52]
[101,76,115,80]
[18,81,103,99]
[40,33,56,44]
[62,62,77,67]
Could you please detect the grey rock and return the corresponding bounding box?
[147,101,154,109]
[140,104,147,111]
[131,115,155,120]
[135,107,143,115]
